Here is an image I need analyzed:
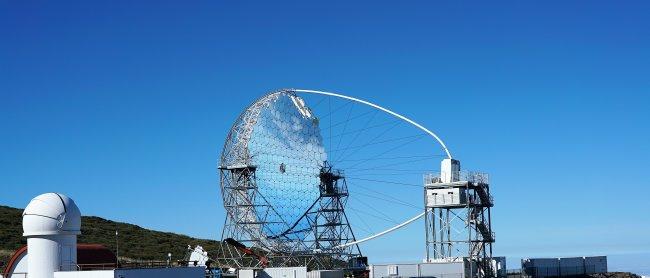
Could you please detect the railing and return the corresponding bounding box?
[78,263,119,270]
[119,260,172,269]
[60,262,119,271]
[424,171,489,185]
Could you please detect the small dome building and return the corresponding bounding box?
[3,193,205,278]
[23,193,82,278]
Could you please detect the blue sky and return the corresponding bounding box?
[1,0,649,275]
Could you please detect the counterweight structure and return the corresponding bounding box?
[424,159,495,278]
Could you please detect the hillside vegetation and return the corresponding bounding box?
[0,205,225,267]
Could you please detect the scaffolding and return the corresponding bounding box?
[218,162,361,270]
[424,162,495,278]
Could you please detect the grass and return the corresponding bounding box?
[0,205,226,266]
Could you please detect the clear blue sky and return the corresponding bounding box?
[1,1,649,275]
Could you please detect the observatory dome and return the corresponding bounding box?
[22,193,81,236]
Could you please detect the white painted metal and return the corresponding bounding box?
[293,89,453,159]
[53,268,205,278]
[188,245,210,267]
[260,267,308,278]
[238,269,255,278]
[306,270,344,278]
[440,158,461,183]
[23,193,81,237]
[23,193,81,278]
[330,210,427,249]
[289,94,314,118]
[426,188,467,206]
[294,88,453,251]
[54,270,114,278]
[224,89,456,256]
[388,265,400,276]
[370,262,465,278]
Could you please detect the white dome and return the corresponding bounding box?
[23,193,81,236]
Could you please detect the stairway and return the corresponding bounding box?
[474,184,493,206]
[470,207,494,242]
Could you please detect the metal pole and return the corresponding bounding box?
[115,229,119,267]
[424,184,430,262]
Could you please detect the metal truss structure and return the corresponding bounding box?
[290,162,361,269]
[218,90,361,269]
[218,89,476,271]
[424,172,495,278]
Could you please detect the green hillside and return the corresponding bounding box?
[0,205,225,267]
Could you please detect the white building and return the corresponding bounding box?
[3,193,205,278]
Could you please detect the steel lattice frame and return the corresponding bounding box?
[424,172,495,278]
[218,90,360,269]
[218,88,477,271]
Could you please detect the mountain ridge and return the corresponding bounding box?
[0,205,225,267]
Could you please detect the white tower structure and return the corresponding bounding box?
[425,160,495,278]
[23,193,81,278]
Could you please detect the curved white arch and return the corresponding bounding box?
[292,89,452,250]
[330,210,426,250]
[292,89,452,159]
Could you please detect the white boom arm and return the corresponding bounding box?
[292,89,452,159]
[334,210,426,249]
[292,89,450,249]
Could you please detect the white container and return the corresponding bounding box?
[307,270,344,278]
[420,261,465,278]
[369,262,465,278]
[53,267,205,278]
[239,269,256,278]
[260,267,307,278]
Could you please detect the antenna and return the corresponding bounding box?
[115,229,119,267]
